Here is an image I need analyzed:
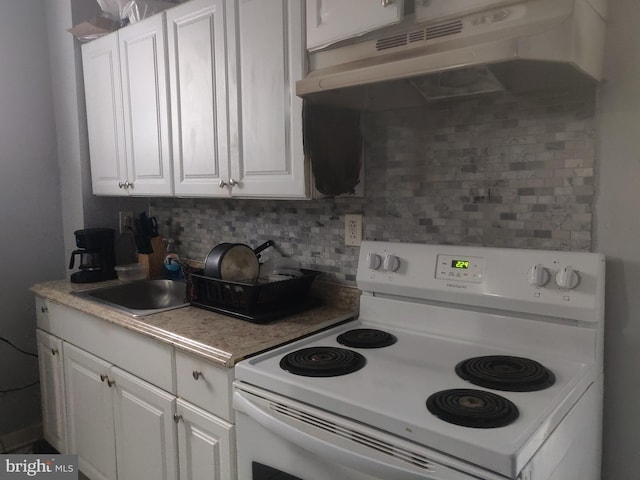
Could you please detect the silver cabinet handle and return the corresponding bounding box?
[100,374,108,382]
[218,180,227,188]
[173,413,182,423]
[107,378,115,387]
[229,178,237,187]
[381,0,393,6]
[118,181,125,188]
[40,305,48,313]
[127,182,133,189]
[192,370,202,380]
[51,348,58,356]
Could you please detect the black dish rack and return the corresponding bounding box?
[190,269,321,314]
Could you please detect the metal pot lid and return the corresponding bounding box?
[219,245,260,283]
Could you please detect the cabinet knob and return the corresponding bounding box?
[173,413,182,423]
[127,182,133,189]
[228,178,237,187]
[218,180,227,188]
[107,378,116,388]
[40,305,48,313]
[192,370,202,380]
[100,374,108,382]
[118,181,125,188]
[51,348,58,356]
[381,0,393,6]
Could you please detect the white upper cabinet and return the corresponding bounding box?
[83,14,172,196]
[226,0,308,198]
[167,0,230,197]
[83,0,308,199]
[82,34,127,196]
[306,0,403,51]
[118,14,173,196]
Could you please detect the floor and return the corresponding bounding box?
[10,439,89,479]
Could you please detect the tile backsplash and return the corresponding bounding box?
[151,87,596,285]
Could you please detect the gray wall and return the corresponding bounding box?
[0,0,64,438]
[594,0,640,478]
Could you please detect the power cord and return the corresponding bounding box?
[0,381,39,394]
[0,336,38,358]
[0,336,39,394]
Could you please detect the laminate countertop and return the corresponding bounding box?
[31,279,359,368]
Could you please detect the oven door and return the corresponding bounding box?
[234,383,497,480]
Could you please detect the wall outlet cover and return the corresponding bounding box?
[345,214,363,247]
[119,211,133,234]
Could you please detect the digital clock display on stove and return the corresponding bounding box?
[451,260,470,269]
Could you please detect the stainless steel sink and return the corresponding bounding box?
[72,279,189,317]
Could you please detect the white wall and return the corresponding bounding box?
[0,0,64,438]
[594,0,640,478]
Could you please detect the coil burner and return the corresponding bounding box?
[426,388,519,428]
[456,355,556,392]
[279,346,366,377]
[336,328,397,349]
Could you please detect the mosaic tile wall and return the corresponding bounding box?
[151,87,596,285]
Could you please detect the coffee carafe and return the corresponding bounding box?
[69,228,117,283]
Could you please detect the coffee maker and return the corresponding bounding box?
[69,228,118,283]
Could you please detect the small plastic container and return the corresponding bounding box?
[115,263,147,281]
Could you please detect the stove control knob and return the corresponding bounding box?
[367,253,382,270]
[527,264,550,287]
[383,254,400,272]
[555,266,580,289]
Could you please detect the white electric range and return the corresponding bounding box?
[233,241,605,480]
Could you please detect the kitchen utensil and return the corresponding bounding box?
[114,263,147,281]
[259,257,303,281]
[115,227,138,266]
[203,240,274,283]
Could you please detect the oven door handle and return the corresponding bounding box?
[234,390,481,480]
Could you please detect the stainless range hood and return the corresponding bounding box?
[297,0,607,110]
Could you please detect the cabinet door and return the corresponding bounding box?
[36,330,67,453]
[306,0,403,51]
[119,14,173,196]
[63,343,116,480]
[111,366,178,480]
[82,33,127,196]
[167,0,231,197]
[176,399,235,480]
[227,0,309,198]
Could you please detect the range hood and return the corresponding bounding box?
[297,0,607,110]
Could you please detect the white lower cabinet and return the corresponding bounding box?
[112,367,179,480]
[36,298,236,479]
[176,399,235,480]
[36,329,68,454]
[64,343,117,480]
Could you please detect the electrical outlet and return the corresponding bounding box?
[119,211,133,234]
[344,214,363,247]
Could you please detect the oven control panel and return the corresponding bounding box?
[357,240,605,324]
[435,254,485,283]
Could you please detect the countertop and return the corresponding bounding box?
[31,279,359,368]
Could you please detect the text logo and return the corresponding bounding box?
[0,455,77,479]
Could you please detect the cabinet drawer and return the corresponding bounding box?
[36,297,54,333]
[48,302,175,393]
[175,350,233,422]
